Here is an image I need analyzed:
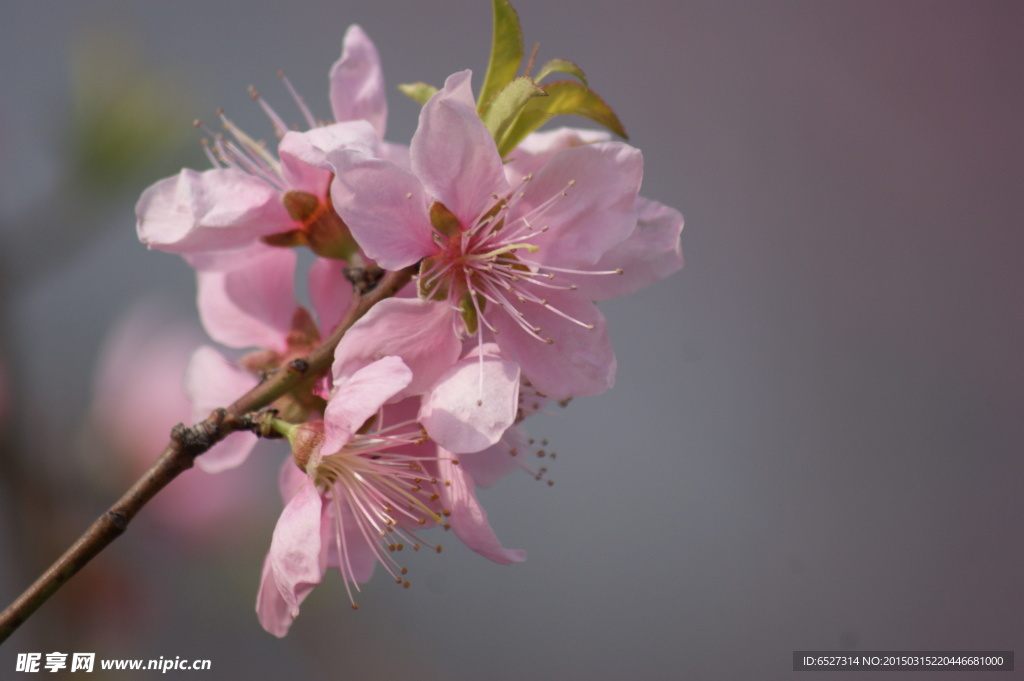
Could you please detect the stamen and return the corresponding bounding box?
[278,70,318,129]
[249,85,289,137]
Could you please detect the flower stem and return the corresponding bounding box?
[0,265,415,645]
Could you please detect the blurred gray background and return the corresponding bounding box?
[1,1,1022,679]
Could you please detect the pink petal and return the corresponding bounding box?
[509,141,642,267]
[410,70,509,228]
[184,345,260,472]
[439,451,525,564]
[504,127,612,180]
[329,25,388,139]
[460,425,529,489]
[490,292,616,399]
[308,257,353,335]
[323,356,412,453]
[278,454,308,501]
[566,197,684,300]
[380,141,411,169]
[420,350,520,454]
[256,554,295,637]
[279,121,378,194]
[136,167,291,253]
[329,153,436,270]
[267,481,324,619]
[195,245,296,352]
[332,298,461,401]
[181,240,279,272]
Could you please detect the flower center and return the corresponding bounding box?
[417,174,623,345]
[308,422,452,608]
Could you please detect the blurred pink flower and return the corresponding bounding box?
[90,305,265,549]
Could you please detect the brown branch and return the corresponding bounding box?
[0,265,414,644]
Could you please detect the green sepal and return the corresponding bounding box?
[498,80,628,157]
[535,58,587,86]
[478,0,524,114]
[429,201,461,238]
[398,82,439,106]
[460,293,480,335]
[418,255,450,301]
[261,229,309,249]
[481,76,546,144]
[282,190,319,221]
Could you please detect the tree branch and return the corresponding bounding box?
[0,265,414,644]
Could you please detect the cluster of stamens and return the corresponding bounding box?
[195,71,323,193]
[416,174,624,347]
[308,420,453,608]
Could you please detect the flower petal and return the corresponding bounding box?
[490,292,616,399]
[330,153,436,270]
[459,425,528,489]
[267,481,324,621]
[308,256,353,336]
[332,298,461,401]
[566,197,684,300]
[256,554,295,637]
[323,356,413,452]
[330,25,388,139]
[504,126,612,180]
[195,245,296,352]
[136,168,291,253]
[420,350,520,454]
[411,70,509,228]
[440,451,525,564]
[279,120,378,194]
[509,141,642,267]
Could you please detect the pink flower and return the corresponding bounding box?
[135,25,386,258]
[257,355,524,636]
[90,305,263,549]
[256,357,430,635]
[329,70,645,399]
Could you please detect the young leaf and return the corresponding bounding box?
[398,82,439,106]
[481,76,546,143]
[535,58,587,86]
[478,0,524,114]
[498,80,627,157]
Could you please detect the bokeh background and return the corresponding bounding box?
[2,1,1022,679]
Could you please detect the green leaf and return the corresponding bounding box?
[498,80,628,157]
[478,0,524,114]
[398,82,438,106]
[534,58,587,86]
[481,76,546,143]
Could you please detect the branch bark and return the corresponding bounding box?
[0,265,414,644]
